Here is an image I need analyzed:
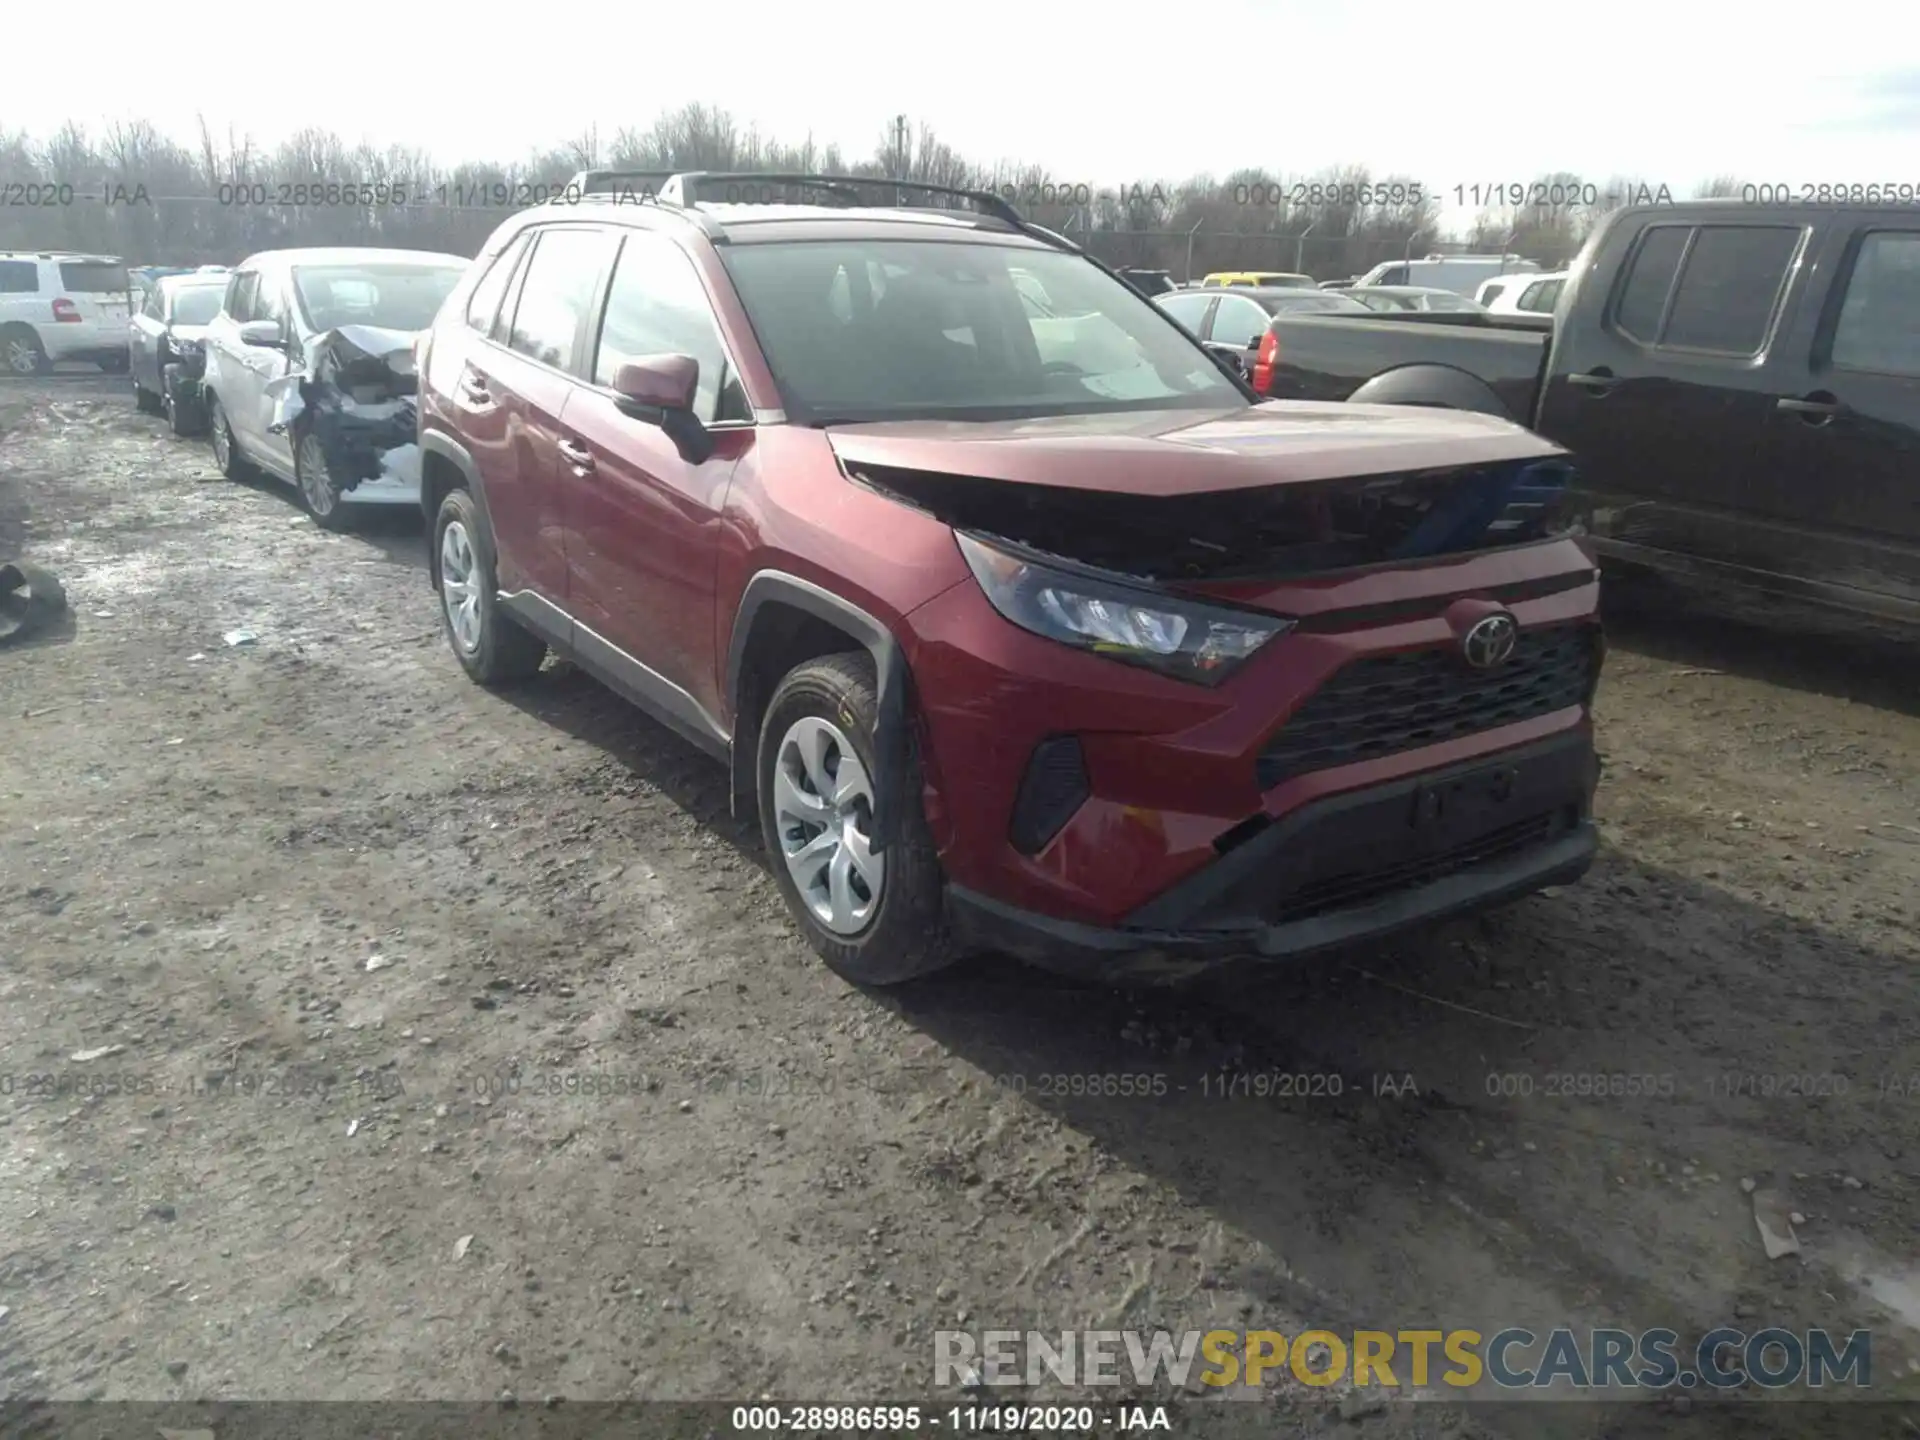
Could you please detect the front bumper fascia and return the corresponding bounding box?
[946,729,1599,982]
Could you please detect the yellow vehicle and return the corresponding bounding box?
[1199,271,1316,289]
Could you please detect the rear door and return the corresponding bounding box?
[1753,220,1920,598]
[1201,292,1270,375]
[131,284,165,389]
[483,225,621,605]
[1537,217,1809,517]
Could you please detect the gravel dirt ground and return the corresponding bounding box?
[2,372,1918,1440]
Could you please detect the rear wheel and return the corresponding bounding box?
[756,652,959,986]
[433,487,546,686]
[206,393,251,480]
[1,327,49,377]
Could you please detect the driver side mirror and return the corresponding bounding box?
[612,355,712,463]
[238,320,283,349]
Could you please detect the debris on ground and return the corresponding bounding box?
[0,558,67,645]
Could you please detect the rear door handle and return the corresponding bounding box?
[557,437,594,472]
[1777,394,1844,419]
[458,373,491,404]
[1567,370,1617,392]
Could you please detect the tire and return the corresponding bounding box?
[1,326,50,377]
[756,652,960,985]
[294,429,353,532]
[432,487,546,686]
[205,392,252,480]
[164,378,199,436]
[99,352,129,374]
[134,380,164,415]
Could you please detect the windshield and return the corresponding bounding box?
[292,262,465,332]
[60,262,129,293]
[722,240,1244,422]
[169,284,224,325]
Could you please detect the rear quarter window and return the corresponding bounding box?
[0,260,39,294]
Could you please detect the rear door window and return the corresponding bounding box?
[1828,230,1920,377]
[466,233,530,333]
[1612,226,1690,341]
[1156,292,1212,332]
[1208,294,1270,347]
[0,260,37,294]
[1660,226,1801,354]
[503,227,619,374]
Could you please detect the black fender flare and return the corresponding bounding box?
[724,571,910,849]
[418,430,495,588]
[1349,364,1513,418]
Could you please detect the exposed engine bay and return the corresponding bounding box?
[266,325,421,491]
[849,457,1576,583]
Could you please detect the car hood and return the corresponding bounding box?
[825,401,1562,495]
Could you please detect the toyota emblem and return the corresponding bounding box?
[1462,613,1518,669]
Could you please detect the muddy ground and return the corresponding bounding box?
[1,372,1917,1440]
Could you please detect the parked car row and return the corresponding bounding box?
[122,249,469,528]
[91,176,1609,987]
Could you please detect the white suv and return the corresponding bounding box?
[0,252,133,375]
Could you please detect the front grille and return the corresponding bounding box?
[1270,810,1562,922]
[1257,623,1599,789]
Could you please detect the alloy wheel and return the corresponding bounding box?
[439,519,483,655]
[3,337,41,374]
[772,715,885,935]
[298,434,339,518]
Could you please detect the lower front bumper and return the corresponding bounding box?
[946,730,1599,982]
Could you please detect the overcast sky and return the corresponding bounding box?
[9,0,1919,208]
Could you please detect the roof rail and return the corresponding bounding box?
[565,169,677,198]
[657,171,1031,231]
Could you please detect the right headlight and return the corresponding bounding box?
[957,532,1292,686]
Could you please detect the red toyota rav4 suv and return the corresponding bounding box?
[416,171,1604,985]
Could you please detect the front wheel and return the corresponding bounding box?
[99,353,129,374]
[295,430,352,531]
[756,653,959,985]
[134,378,163,415]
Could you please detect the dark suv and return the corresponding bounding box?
[417,171,1605,985]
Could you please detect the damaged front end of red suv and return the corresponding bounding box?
[833,407,1604,981]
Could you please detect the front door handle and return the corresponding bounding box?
[1777,393,1844,422]
[1567,369,1617,393]
[557,437,594,473]
[458,371,491,404]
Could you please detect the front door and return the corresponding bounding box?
[559,230,751,726]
